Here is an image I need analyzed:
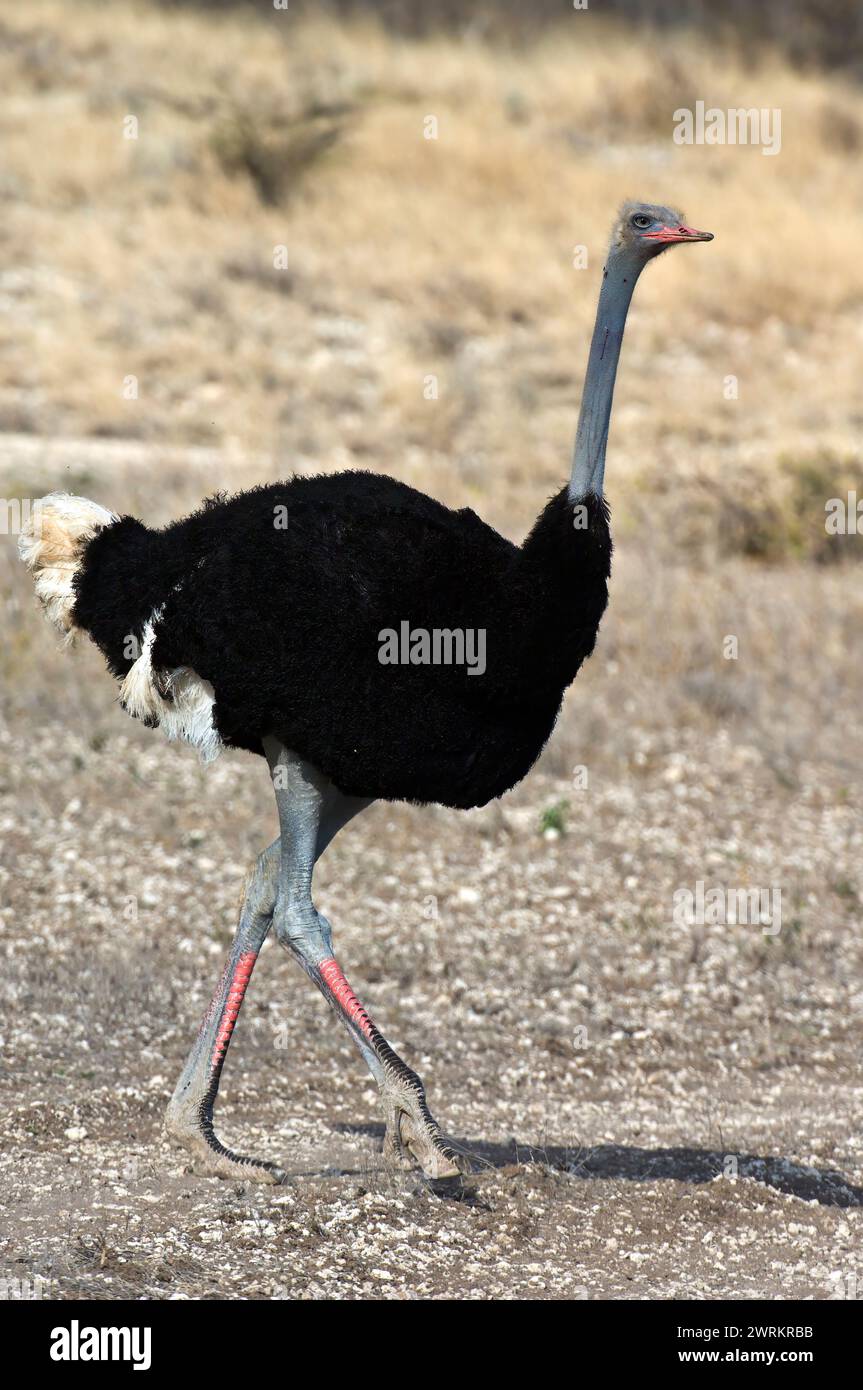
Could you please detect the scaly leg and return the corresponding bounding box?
[264,739,466,1180]
[166,792,367,1182]
[165,839,282,1182]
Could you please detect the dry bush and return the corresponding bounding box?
[630,451,863,565]
[210,105,350,206]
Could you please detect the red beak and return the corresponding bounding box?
[642,223,714,244]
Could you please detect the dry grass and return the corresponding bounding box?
[1,0,862,815]
[0,0,860,544]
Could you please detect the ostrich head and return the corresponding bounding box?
[609,200,714,264]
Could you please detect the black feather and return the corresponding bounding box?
[72,470,611,809]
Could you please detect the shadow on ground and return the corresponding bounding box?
[333,1125,863,1208]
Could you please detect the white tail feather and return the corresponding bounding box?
[18,492,117,636]
[21,495,222,763]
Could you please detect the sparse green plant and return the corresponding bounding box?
[539,799,569,835]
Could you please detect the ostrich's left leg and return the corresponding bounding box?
[265,739,467,1180]
[165,839,283,1182]
[166,794,365,1183]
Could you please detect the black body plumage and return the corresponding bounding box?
[72,471,611,809]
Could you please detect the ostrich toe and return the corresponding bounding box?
[381,1080,469,1179]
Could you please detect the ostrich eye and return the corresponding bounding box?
[631,214,652,229]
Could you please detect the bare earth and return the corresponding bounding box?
[2,445,861,1302]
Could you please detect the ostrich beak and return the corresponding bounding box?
[643,223,714,245]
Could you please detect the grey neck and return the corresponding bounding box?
[568,252,642,500]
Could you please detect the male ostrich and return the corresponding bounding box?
[20,202,712,1182]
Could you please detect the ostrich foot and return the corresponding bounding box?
[380,1076,469,1180]
[165,1102,287,1185]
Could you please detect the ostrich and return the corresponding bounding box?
[20,202,712,1183]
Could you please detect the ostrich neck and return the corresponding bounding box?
[568,255,640,500]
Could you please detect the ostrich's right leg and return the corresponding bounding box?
[265,740,467,1181]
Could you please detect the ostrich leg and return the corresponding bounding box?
[166,792,368,1182]
[165,839,283,1182]
[264,739,467,1180]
